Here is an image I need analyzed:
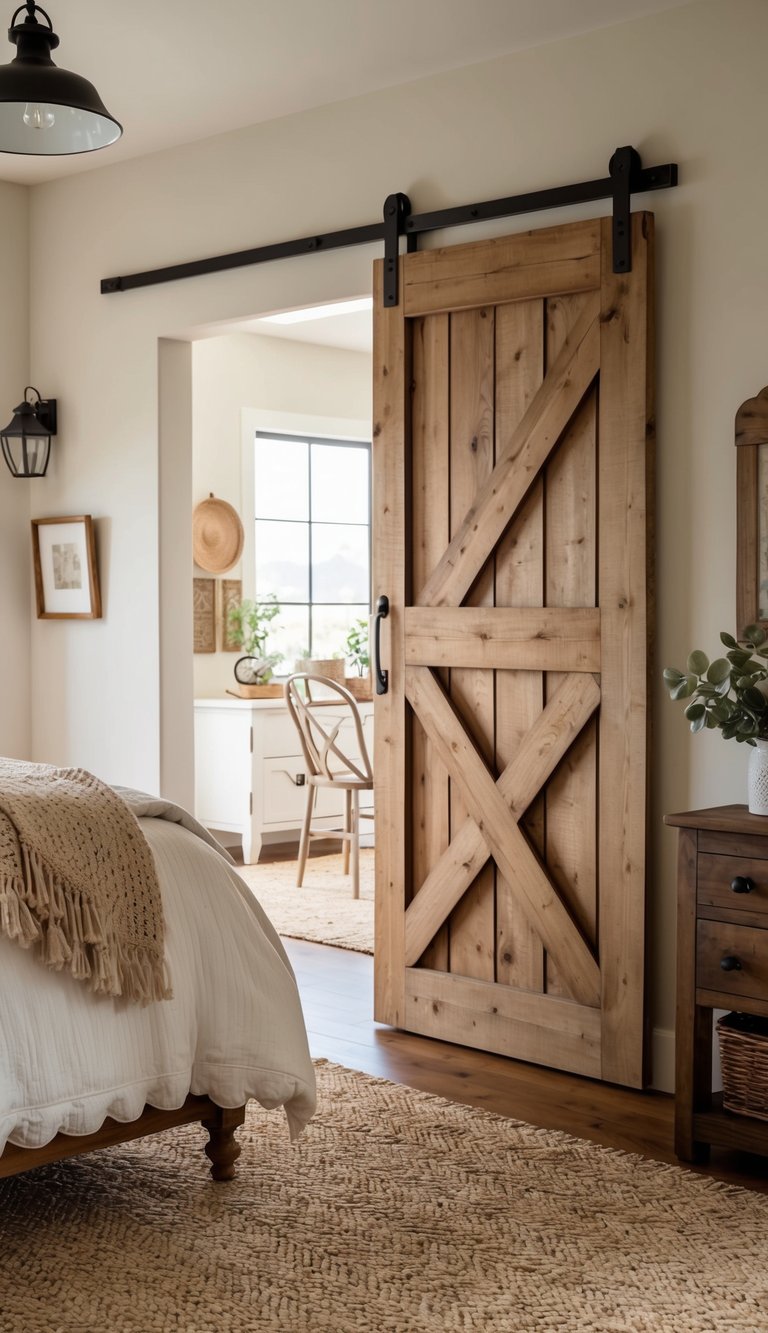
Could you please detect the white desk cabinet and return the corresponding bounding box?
[194,696,374,864]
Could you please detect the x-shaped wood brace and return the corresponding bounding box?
[404,666,601,1007]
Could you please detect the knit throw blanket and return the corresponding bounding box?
[0,758,171,1006]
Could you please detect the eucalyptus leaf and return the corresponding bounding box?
[663,667,684,685]
[687,650,709,675]
[684,703,706,721]
[727,649,753,668]
[720,632,738,649]
[715,676,732,696]
[743,687,768,710]
[706,658,731,685]
[690,712,708,734]
[744,624,767,647]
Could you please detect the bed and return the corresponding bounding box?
[0,791,316,1181]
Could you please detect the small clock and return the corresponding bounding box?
[234,656,266,686]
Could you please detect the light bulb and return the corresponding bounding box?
[23,103,55,131]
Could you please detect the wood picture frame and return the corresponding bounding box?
[735,387,768,631]
[31,515,101,620]
[221,578,243,651]
[193,577,216,653]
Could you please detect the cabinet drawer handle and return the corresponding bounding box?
[720,955,742,972]
[731,875,755,894]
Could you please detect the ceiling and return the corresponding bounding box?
[242,304,373,355]
[0,0,697,185]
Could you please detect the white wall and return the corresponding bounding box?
[23,0,768,1076]
[191,332,371,699]
[0,183,31,760]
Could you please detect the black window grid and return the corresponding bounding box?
[254,430,372,657]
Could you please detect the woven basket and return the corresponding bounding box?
[717,1012,768,1121]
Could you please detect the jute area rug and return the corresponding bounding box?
[238,850,374,953]
[2,1063,768,1333]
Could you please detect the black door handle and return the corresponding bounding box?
[374,595,389,696]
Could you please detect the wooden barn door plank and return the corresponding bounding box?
[411,313,451,971]
[372,257,408,1028]
[598,213,654,1086]
[448,306,496,981]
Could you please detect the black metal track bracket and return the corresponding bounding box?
[382,193,411,307]
[101,146,678,299]
[610,145,642,274]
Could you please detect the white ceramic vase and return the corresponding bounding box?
[748,739,768,815]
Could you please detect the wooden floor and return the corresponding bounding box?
[283,935,768,1193]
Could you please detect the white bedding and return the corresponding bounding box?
[0,815,316,1153]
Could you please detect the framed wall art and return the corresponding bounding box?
[735,387,768,630]
[193,576,216,653]
[31,515,101,620]
[221,578,242,651]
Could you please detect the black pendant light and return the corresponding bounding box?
[0,2,121,155]
[1,386,57,476]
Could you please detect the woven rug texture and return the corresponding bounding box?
[238,850,374,953]
[1,1062,767,1332]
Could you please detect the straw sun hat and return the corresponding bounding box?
[192,494,244,573]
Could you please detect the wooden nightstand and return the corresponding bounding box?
[666,805,768,1162]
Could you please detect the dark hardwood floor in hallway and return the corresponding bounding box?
[283,935,768,1194]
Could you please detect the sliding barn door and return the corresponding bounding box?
[373,213,653,1087]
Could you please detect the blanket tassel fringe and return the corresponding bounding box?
[0,847,171,1006]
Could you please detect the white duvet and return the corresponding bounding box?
[0,812,316,1154]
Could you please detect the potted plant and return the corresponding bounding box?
[343,617,371,700]
[663,624,768,813]
[226,596,284,698]
[293,648,345,686]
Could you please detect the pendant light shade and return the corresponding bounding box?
[0,2,121,155]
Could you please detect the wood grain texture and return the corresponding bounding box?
[405,665,600,1006]
[597,213,653,1087]
[404,672,601,966]
[696,917,768,1001]
[287,936,768,1190]
[404,606,600,672]
[447,306,496,981]
[419,292,600,610]
[494,298,545,991]
[736,442,759,632]
[372,257,408,1026]
[664,805,768,835]
[403,218,601,317]
[0,1096,238,1181]
[404,967,601,1077]
[411,314,451,971]
[544,293,598,998]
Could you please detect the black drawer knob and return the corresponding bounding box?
[720,955,742,972]
[731,875,755,894]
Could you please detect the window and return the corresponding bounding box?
[254,431,370,669]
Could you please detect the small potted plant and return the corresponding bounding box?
[344,618,371,701]
[663,624,768,813]
[226,596,284,698]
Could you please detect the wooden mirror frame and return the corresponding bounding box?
[736,387,768,631]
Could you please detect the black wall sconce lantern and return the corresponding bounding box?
[1,386,57,477]
[0,2,121,156]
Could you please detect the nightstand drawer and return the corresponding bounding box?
[697,918,768,1001]
[698,853,768,916]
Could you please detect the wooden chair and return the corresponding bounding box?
[284,673,373,898]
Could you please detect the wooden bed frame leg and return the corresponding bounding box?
[202,1105,246,1181]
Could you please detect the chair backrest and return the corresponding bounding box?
[284,674,373,784]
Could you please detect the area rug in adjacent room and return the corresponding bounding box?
[238,850,374,953]
[2,1063,768,1333]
